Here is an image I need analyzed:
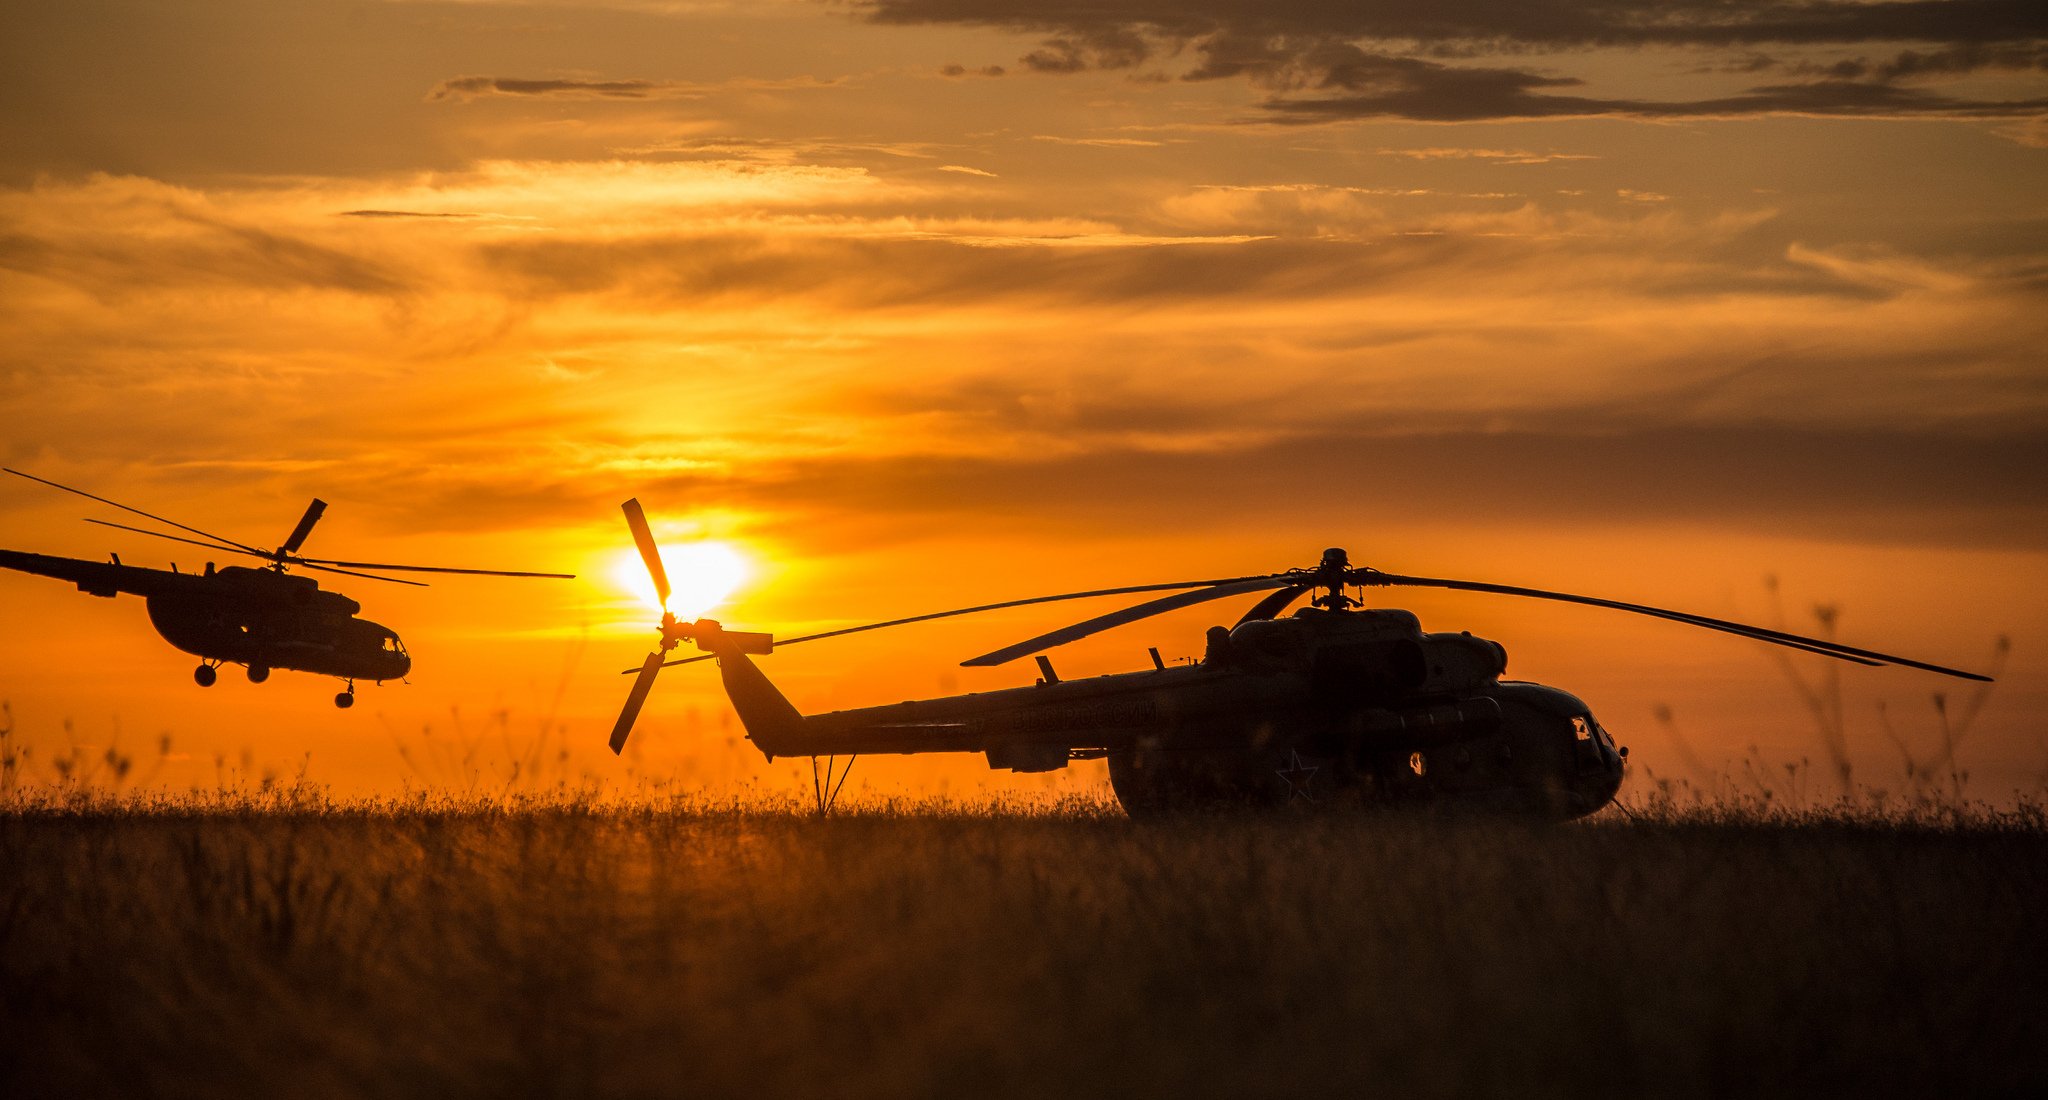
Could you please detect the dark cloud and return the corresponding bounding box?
[864,1,2048,123]
[1794,43,2048,82]
[427,76,666,101]
[1021,28,1153,73]
[1695,54,1786,76]
[864,1,2048,51]
[1261,65,2048,123]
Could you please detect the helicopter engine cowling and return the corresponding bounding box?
[1414,632,1508,694]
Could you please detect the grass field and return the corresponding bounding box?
[4,793,2045,1099]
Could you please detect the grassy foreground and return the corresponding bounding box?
[3,795,2044,1099]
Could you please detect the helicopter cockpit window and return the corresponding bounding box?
[1572,716,1591,741]
[382,632,406,655]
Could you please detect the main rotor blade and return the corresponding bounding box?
[1375,574,1990,681]
[88,517,429,586]
[1236,584,1309,626]
[629,573,1276,672]
[774,576,1271,656]
[278,499,327,556]
[962,577,1296,667]
[621,498,671,608]
[83,518,256,558]
[288,556,574,579]
[7,467,264,555]
[610,652,665,753]
[298,562,429,586]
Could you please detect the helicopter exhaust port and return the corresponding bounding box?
[986,742,1071,773]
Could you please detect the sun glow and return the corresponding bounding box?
[612,540,752,621]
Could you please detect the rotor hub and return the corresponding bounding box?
[1311,547,1359,610]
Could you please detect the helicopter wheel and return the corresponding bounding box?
[246,664,270,684]
[193,663,218,688]
[334,683,355,709]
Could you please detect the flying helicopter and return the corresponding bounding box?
[605,500,1991,818]
[0,468,573,707]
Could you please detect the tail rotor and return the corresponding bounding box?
[622,498,671,609]
[610,498,683,754]
[607,499,773,754]
[610,651,667,754]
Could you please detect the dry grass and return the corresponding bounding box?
[3,792,2045,1099]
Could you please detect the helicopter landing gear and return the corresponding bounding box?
[334,682,355,709]
[246,664,270,684]
[194,662,219,687]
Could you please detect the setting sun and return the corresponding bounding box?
[612,539,751,622]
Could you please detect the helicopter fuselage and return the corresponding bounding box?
[0,549,411,685]
[714,607,1627,819]
[610,529,1980,819]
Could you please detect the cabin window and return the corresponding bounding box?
[1572,715,1591,741]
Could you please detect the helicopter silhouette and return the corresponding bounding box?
[0,469,573,707]
[605,500,1990,817]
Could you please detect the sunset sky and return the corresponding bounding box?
[2,0,2042,799]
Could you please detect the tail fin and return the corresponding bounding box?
[716,649,805,759]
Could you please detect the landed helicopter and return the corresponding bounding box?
[0,469,573,707]
[605,500,1991,818]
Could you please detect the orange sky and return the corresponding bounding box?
[2,0,2043,802]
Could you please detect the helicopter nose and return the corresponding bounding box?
[1590,743,1626,805]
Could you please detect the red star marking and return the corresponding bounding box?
[1276,750,1319,802]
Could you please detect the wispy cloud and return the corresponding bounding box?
[339,209,480,219]
[1032,135,1170,147]
[1379,148,1599,165]
[429,76,675,101]
[427,73,843,101]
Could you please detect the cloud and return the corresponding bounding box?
[614,136,948,165]
[0,177,409,297]
[1260,67,2048,124]
[4,168,2043,552]
[1793,43,2048,82]
[862,1,2048,124]
[427,73,844,102]
[1378,148,1599,164]
[1031,135,1169,147]
[584,423,2048,555]
[339,209,478,219]
[864,1,2048,52]
[429,76,674,101]
[1019,27,1153,73]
